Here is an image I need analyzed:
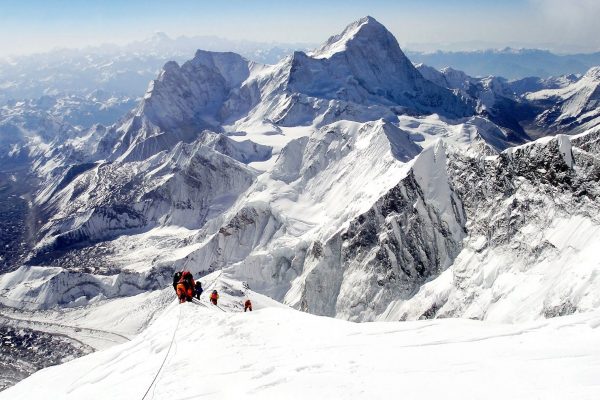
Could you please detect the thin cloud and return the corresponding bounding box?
[531,0,600,49]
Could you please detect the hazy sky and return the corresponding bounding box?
[1,0,599,55]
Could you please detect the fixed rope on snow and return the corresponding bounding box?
[141,304,182,400]
[203,270,223,291]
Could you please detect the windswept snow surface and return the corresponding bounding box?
[2,297,599,399]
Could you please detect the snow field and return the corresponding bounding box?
[2,290,599,400]
[3,273,600,399]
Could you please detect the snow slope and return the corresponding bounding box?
[2,294,599,400]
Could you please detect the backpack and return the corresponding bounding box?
[172,272,182,287]
[179,271,194,288]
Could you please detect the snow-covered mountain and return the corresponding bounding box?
[3,14,600,317]
[1,16,600,392]
[107,17,472,164]
[415,63,535,141]
[0,93,136,169]
[508,74,580,96]
[414,62,600,139]
[527,67,600,134]
[387,132,600,321]
[297,17,472,118]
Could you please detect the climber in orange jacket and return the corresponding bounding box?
[176,270,195,303]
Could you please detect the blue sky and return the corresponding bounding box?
[1,0,599,55]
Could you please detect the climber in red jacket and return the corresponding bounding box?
[210,290,219,305]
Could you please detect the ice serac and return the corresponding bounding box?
[292,16,473,118]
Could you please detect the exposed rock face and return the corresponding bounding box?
[384,133,600,322]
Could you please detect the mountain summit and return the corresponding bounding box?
[288,16,473,117]
[310,16,392,59]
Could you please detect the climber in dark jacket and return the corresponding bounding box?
[194,281,203,300]
[172,271,182,292]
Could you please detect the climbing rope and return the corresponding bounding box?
[191,297,209,308]
[200,271,228,312]
[213,303,227,313]
[202,270,223,291]
[141,304,182,400]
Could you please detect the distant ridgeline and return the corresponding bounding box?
[406,48,600,79]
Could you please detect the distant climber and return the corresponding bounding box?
[194,281,203,300]
[244,299,252,312]
[176,270,195,303]
[210,289,219,306]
